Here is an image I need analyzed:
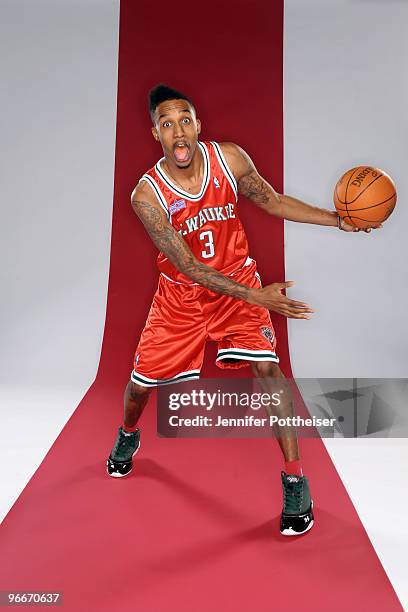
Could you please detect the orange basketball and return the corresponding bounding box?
[334,166,397,229]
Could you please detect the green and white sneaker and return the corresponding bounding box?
[280,471,314,536]
[106,426,140,478]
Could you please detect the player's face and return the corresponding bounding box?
[152,99,201,167]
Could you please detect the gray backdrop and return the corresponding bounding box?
[0,0,119,523]
[285,0,408,377]
[0,0,118,391]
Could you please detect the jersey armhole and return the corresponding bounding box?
[210,141,238,200]
[138,174,170,220]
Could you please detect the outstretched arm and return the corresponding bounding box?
[131,182,313,318]
[220,142,381,233]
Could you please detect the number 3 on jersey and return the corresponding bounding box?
[199,230,215,259]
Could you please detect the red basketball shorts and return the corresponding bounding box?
[131,258,279,387]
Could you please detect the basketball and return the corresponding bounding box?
[334,166,397,229]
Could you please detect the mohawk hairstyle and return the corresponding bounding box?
[148,83,195,122]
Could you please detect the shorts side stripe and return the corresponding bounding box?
[217,348,277,356]
[216,349,279,363]
[131,369,200,387]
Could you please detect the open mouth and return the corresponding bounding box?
[173,141,190,163]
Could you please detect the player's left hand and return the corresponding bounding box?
[339,217,383,233]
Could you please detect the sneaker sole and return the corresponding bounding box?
[280,518,314,537]
[106,443,141,478]
[280,500,314,537]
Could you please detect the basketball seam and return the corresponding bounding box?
[346,172,385,204]
[343,212,387,221]
[346,193,396,212]
[335,168,358,205]
[336,167,385,206]
[344,167,361,204]
[344,167,361,225]
[335,183,347,205]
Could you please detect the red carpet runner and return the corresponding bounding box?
[0,1,402,610]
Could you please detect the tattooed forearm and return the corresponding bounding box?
[238,170,281,213]
[132,199,250,301]
[188,260,250,300]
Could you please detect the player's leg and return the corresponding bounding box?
[251,361,299,462]
[107,275,206,478]
[208,260,314,534]
[252,360,314,536]
[124,380,151,429]
[106,382,149,477]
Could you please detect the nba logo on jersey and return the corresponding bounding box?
[213,176,220,189]
[170,199,187,214]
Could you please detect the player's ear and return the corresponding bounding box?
[196,118,201,135]
[151,126,160,142]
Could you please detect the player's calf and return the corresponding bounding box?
[124,380,151,429]
[106,381,150,478]
[251,361,283,379]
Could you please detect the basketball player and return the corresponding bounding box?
[106,84,381,536]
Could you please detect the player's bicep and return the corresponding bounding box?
[238,169,281,211]
[220,142,281,212]
[131,190,196,273]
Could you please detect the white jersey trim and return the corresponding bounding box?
[211,141,238,200]
[161,272,199,286]
[229,256,253,273]
[154,142,210,201]
[139,174,170,219]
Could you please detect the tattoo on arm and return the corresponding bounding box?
[132,199,250,301]
[238,170,281,211]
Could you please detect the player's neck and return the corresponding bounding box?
[163,145,203,191]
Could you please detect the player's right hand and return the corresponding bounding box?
[247,281,315,319]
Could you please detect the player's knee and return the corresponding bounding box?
[128,380,151,401]
[252,361,282,379]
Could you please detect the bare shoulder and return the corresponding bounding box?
[218,141,243,158]
[218,142,255,181]
[129,178,171,227]
[130,178,157,206]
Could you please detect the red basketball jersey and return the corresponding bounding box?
[139,141,250,284]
